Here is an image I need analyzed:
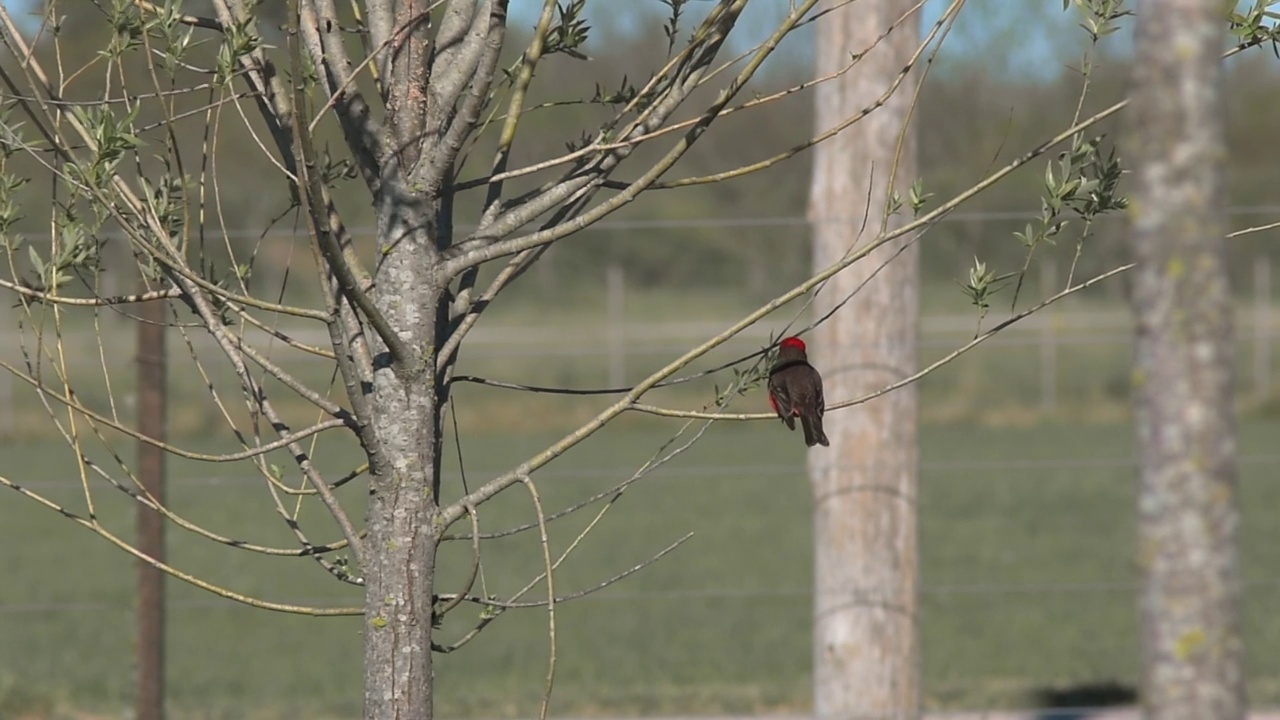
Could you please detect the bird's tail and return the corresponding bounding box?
[800,410,829,447]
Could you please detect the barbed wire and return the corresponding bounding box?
[9,576,1280,615]
[7,206,1280,242]
[13,453,1280,492]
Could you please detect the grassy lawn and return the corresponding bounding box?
[3,418,1280,718]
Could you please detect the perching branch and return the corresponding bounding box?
[439,95,1136,529]
[631,262,1135,421]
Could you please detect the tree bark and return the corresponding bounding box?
[807,1,920,718]
[1129,2,1245,719]
[362,196,446,719]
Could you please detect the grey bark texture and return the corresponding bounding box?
[807,0,921,718]
[359,2,452,717]
[1128,1,1245,718]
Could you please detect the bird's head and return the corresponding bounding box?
[777,336,807,359]
[780,336,806,352]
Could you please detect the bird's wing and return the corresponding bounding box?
[815,370,825,418]
[767,374,790,417]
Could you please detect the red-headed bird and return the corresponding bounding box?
[767,336,829,447]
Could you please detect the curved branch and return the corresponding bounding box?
[434,503,481,618]
[605,0,954,192]
[79,450,358,558]
[0,474,360,616]
[0,357,347,461]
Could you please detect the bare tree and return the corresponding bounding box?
[1129,0,1245,717]
[808,0,920,717]
[0,1,1274,719]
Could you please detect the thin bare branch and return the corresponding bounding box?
[437,534,693,610]
[633,263,1134,421]
[443,0,813,274]
[0,356,347,461]
[472,0,557,227]
[521,475,557,720]
[434,503,481,617]
[289,14,413,371]
[421,0,506,195]
[0,281,182,306]
[0,474,360,615]
[299,0,384,192]
[440,98,1133,528]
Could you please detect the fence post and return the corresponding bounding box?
[1040,257,1058,414]
[607,263,626,388]
[1255,253,1271,398]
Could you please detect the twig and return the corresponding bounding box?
[522,475,557,720]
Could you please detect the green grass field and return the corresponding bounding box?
[4,418,1280,719]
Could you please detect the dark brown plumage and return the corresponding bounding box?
[767,336,829,447]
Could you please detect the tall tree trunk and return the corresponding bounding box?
[1129,2,1245,719]
[807,1,920,718]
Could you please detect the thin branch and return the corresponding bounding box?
[632,263,1135,420]
[437,245,543,372]
[0,357,346,461]
[439,188,598,373]
[421,0,505,194]
[0,281,183,307]
[440,100,1134,528]
[134,0,224,31]
[299,0,384,193]
[77,443,358,559]
[289,12,412,371]
[446,390,731,544]
[1228,220,1280,238]
[443,0,814,273]
[609,0,955,192]
[446,0,910,195]
[434,503,481,617]
[0,473,360,615]
[472,0,557,227]
[522,475,557,720]
[225,303,338,359]
[437,534,693,610]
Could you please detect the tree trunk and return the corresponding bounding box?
[807,1,920,718]
[136,292,167,720]
[1129,2,1245,720]
[363,200,446,720]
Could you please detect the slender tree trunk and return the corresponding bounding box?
[136,292,167,720]
[362,201,446,720]
[1129,2,1245,719]
[807,1,920,718]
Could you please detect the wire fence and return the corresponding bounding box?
[4,217,1280,716]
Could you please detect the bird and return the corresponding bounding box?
[767,336,830,447]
